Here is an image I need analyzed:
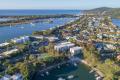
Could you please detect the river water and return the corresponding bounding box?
[0,18,76,43]
[112,19,120,28]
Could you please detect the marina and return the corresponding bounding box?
[33,59,96,80]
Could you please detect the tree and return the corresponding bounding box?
[3,60,11,67]
[6,65,18,75]
[39,46,46,53]
[16,62,30,80]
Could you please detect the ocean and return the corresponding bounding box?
[0,10,81,16]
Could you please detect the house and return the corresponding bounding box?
[88,21,93,27]
[94,20,100,27]
[95,43,107,52]
[97,34,102,39]
[54,42,75,52]
[66,36,77,40]
[12,36,30,44]
[70,46,83,56]
[95,43,117,60]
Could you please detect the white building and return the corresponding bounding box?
[2,49,18,56]
[70,46,82,56]
[54,42,75,52]
[47,36,59,42]
[97,34,102,39]
[12,36,30,44]
[0,42,10,47]
[106,44,116,50]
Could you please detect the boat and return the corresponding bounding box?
[96,76,102,80]
[46,71,49,75]
[73,63,77,67]
[20,26,24,29]
[47,19,53,23]
[89,70,94,73]
[95,74,99,77]
[30,22,35,26]
[57,65,60,69]
[67,75,74,79]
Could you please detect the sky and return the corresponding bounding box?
[0,0,120,10]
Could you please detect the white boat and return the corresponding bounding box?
[30,23,35,26]
[58,77,65,80]
[96,76,102,80]
[95,74,99,77]
[73,63,77,67]
[89,70,94,73]
[57,65,60,69]
[20,27,24,29]
[47,19,53,23]
[46,71,49,75]
[67,75,74,79]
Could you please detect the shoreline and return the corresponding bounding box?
[79,59,104,78]
[0,14,77,27]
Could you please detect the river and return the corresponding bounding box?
[112,19,120,28]
[0,18,76,43]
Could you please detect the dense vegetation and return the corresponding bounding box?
[85,7,120,18]
[82,43,120,80]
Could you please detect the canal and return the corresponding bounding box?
[33,62,96,80]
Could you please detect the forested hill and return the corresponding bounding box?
[84,7,120,18]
